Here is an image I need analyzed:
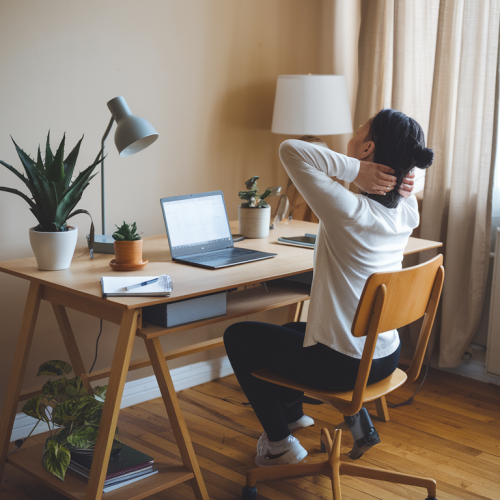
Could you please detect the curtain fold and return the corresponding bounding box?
[422,0,500,367]
[355,0,500,367]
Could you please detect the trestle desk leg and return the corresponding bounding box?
[0,282,43,481]
[84,308,138,500]
[144,336,209,500]
[51,304,92,393]
[286,300,305,323]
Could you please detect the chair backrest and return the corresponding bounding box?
[347,255,444,413]
[352,254,444,338]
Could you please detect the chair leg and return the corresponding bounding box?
[340,462,437,499]
[375,396,390,422]
[326,428,343,500]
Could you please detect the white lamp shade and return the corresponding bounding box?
[271,75,353,136]
[107,96,159,157]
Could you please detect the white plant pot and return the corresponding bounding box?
[29,226,78,271]
[238,206,271,239]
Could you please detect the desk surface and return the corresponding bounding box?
[0,220,442,311]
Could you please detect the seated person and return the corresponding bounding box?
[223,109,434,467]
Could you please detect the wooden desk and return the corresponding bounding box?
[0,220,442,500]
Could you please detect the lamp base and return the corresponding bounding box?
[87,234,115,254]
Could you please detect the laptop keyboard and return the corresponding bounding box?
[187,248,256,263]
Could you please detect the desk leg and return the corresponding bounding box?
[84,308,138,500]
[51,304,92,393]
[287,300,305,323]
[145,336,209,500]
[0,282,43,481]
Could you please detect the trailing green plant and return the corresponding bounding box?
[0,132,102,232]
[112,221,142,241]
[238,176,280,208]
[21,360,117,481]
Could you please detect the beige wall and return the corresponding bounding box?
[0,0,337,412]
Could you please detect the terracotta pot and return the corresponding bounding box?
[113,239,143,265]
[238,206,271,238]
[29,226,78,271]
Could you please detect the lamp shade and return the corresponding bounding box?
[107,96,159,157]
[271,75,353,136]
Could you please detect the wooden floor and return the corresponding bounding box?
[1,368,499,500]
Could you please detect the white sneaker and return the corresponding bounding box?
[288,415,314,431]
[255,435,307,467]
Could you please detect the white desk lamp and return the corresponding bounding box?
[271,74,353,139]
[93,96,159,254]
[271,75,353,224]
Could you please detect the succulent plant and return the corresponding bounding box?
[112,221,142,241]
[0,133,102,232]
[238,175,281,208]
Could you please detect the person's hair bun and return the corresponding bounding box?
[413,145,434,169]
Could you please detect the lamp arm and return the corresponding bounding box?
[100,116,115,235]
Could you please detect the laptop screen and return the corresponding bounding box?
[161,191,233,257]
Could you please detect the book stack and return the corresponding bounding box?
[68,443,157,493]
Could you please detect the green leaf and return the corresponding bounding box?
[46,134,66,195]
[42,436,70,481]
[45,132,54,168]
[36,145,44,171]
[62,136,84,190]
[22,395,49,423]
[66,425,98,448]
[66,376,88,397]
[52,397,89,426]
[37,360,72,377]
[0,158,33,190]
[92,385,107,402]
[42,380,57,399]
[0,187,38,211]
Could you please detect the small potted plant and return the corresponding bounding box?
[110,221,146,270]
[238,176,280,238]
[0,133,102,270]
[20,360,117,481]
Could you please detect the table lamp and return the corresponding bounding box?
[93,96,159,254]
[271,75,353,223]
[271,74,353,140]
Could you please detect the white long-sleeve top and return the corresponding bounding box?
[279,139,419,359]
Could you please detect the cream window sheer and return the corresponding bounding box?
[355,0,500,367]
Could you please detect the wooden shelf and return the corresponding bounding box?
[7,435,193,500]
[137,280,311,340]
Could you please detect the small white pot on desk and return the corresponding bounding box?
[238,206,271,239]
[29,225,78,271]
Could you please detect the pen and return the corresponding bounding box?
[126,277,159,291]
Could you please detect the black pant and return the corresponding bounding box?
[223,321,400,441]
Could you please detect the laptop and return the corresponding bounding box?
[160,190,277,269]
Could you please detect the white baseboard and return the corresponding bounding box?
[11,356,233,442]
[436,357,500,386]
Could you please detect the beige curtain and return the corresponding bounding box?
[355,0,500,367]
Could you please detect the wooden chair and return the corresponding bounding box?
[242,254,444,500]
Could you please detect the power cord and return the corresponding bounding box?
[387,361,430,409]
[89,319,103,374]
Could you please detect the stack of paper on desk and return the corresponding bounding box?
[101,275,173,297]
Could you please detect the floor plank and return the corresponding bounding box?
[1,368,499,499]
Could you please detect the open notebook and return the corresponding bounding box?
[101,275,173,297]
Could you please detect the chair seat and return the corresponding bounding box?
[252,367,407,408]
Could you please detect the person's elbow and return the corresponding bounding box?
[279,139,302,164]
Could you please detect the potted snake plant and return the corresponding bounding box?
[0,133,102,270]
[238,176,280,238]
